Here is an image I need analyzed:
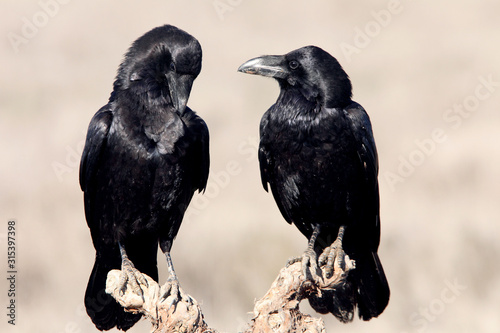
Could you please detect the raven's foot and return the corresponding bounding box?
[159,273,194,314]
[158,252,191,312]
[302,247,323,285]
[118,255,148,297]
[286,250,322,287]
[318,226,355,279]
[287,225,323,285]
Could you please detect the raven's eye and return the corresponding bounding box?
[169,62,176,72]
[289,60,300,70]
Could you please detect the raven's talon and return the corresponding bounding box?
[118,257,145,298]
[300,248,324,286]
[319,238,347,278]
[286,255,302,267]
[159,275,191,315]
[160,276,177,299]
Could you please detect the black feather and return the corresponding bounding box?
[80,24,209,331]
[240,45,389,321]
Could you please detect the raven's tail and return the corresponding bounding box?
[354,251,390,320]
[84,254,141,331]
[308,278,357,322]
[308,251,389,322]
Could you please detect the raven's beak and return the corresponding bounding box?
[166,74,193,115]
[237,55,288,79]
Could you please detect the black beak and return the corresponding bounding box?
[237,55,288,79]
[166,74,193,115]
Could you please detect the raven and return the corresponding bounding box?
[80,25,209,331]
[238,46,389,322]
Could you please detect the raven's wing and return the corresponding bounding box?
[344,102,378,186]
[258,108,296,225]
[344,102,390,319]
[183,108,210,192]
[79,104,113,234]
[344,102,380,243]
[258,110,271,192]
[197,120,210,193]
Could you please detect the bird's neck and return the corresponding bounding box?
[273,88,350,129]
[113,91,180,131]
[277,87,322,116]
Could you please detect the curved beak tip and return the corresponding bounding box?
[237,67,256,74]
[237,56,287,79]
[166,74,193,115]
[238,57,266,74]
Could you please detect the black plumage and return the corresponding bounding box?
[80,25,209,331]
[238,46,389,322]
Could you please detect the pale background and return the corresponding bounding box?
[1,1,499,332]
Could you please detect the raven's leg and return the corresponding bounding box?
[160,252,179,298]
[159,252,190,307]
[117,242,148,296]
[288,224,322,283]
[318,225,354,278]
[166,252,177,281]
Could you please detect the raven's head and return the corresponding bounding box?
[238,46,352,108]
[114,24,202,114]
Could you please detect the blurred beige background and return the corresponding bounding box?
[1,1,499,332]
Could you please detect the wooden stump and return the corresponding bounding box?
[106,255,355,332]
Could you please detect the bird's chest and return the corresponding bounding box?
[261,109,364,221]
[99,112,190,216]
[264,112,354,171]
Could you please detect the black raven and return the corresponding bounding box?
[80,25,209,331]
[238,46,389,322]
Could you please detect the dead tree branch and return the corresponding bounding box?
[106,256,355,332]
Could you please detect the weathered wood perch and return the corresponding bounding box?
[106,255,355,332]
